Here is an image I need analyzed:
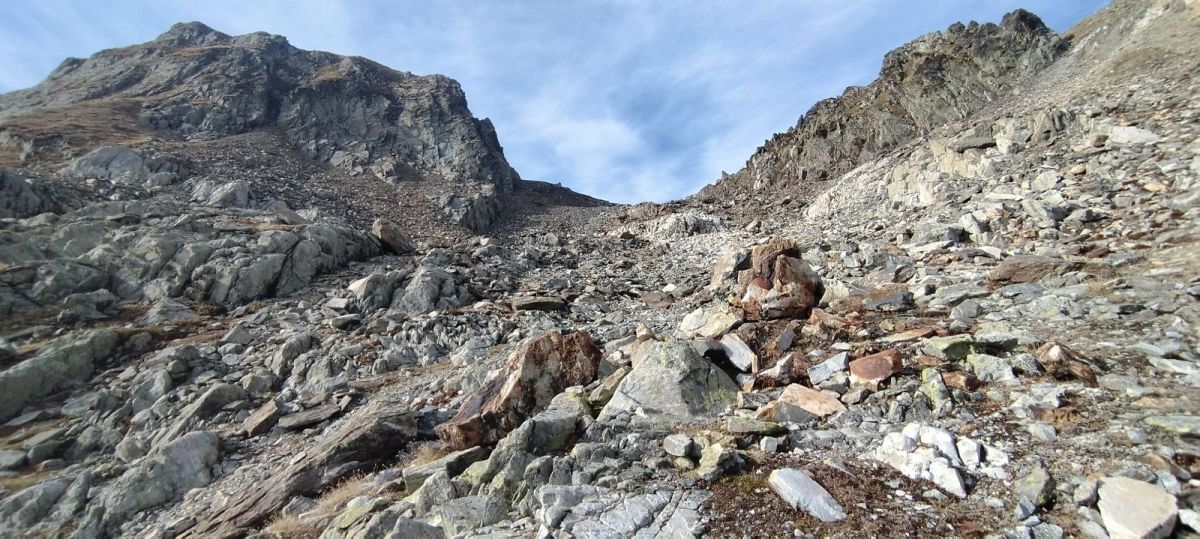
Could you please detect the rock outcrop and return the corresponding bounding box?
[0,23,519,191]
[697,9,1064,202]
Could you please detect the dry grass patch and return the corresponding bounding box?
[312,474,370,517]
[262,514,320,539]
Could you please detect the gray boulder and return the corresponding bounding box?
[0,330,120,421]
[598,341,738,425]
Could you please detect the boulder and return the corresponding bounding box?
[598,340,738,425]
[95,431,220,527]
[736,238,824,321]
[0,330,120,421]
[436,330,601,449]
[371,218,416,254]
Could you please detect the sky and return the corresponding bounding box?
[0,1,1108,203]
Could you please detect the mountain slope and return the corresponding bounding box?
[0,22,518,190]
[696,9,1064,204]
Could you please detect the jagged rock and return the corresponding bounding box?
[677,306,741,339]
[391,265,471,315]
[439,189,503,232]
[438,495,506,536]
[0,171,59,219]
[371,218,416,254]
[0,329,119,421]
[242,399,281,437]
[808,352,849,385]
[768,468,847,522]
[736,238,824,321]
[437,330,601,449]
[598,340,738,425]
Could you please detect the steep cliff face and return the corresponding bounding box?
[0,22,518,190]
[697,9,1065,201]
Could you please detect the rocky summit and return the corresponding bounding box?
[0,1,1198,538]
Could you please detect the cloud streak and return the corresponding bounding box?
[0,0,1108,203]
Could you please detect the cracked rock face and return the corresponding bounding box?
[0,23,518,192]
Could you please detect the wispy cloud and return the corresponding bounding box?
[0,0,1108,203]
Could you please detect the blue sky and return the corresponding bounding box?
[0,1,1107,203]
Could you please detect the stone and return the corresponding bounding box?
[719,333,758,372]
[242,400,282,437]
[278,404,341,430]
[510,296,566,311]
[437,330,601,449]
[777,384,846,418]
[848,349,903,388]
[663,434,694,458]
[725,416,786,435]
[402,446,489,492]
[768,468,847,522]
[1014,462,1055,512]
[438,495,506,536]
[736,238,825,321]
[0,449,26,470]
[678,307,742,339]
[599,340,738,425]
[695,443,741,481]
[922,335,977,361]
[808,352,848,385]
[0,329,120,421]
[1144,415,1200,436]
[371,218,417,254]
[1097,477,1177,539]
[97,431,220,525]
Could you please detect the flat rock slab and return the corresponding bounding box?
[768,468,846,522]
[511,296,566,311]
[1097,477,1177,539]
[278,404,341,430]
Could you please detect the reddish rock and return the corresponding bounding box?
[436,330,601,449]
[736,238,825,321]
[777,384,845,417]
[942,371,982,392]
[849,350,904,388]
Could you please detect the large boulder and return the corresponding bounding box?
[0,329,120,421]
[391,266,471,315]
[598,340,738,425]
[735,238,824,321]
[91,431,220,530]
[371,218,417,254]
[437,331,602,449]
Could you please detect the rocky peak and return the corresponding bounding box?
[0,22,519,194]
[697,9,1064,203]
[153,21,230,47]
